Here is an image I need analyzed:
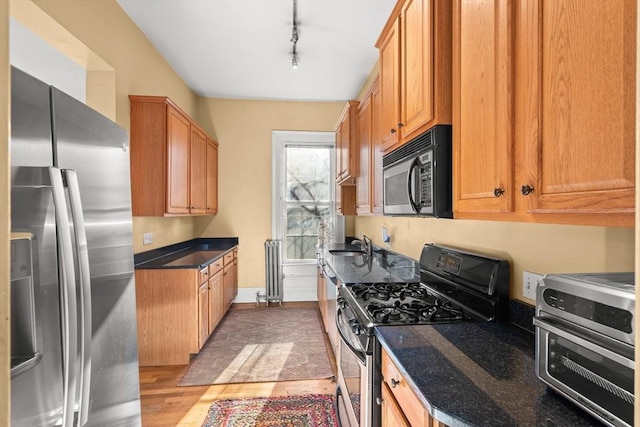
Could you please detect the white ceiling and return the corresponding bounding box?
[117,0,396,102]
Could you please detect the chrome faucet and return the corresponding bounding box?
[351,235,373,257]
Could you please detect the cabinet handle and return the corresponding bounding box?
[390,378,400,388]
[397,122,404,128]
[521,185,535,196]
[493,187,505,197]
[390,128,396,134]
[376,397,384,406]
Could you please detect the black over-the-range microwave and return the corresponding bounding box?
[382,125,452,217]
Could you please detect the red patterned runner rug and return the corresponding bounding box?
[201,394,338,427]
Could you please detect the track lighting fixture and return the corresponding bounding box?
[291,0,299,69]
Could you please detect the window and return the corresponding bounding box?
[284,146,331,261]
[272,131,335,265]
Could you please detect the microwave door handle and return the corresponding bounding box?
[64,170,92,427]
[49,167,78,427]
[407,157,421,214]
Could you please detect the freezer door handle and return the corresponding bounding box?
[49,167,78,427]
[65,170,92,427]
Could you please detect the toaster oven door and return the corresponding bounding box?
[534,316,634,427]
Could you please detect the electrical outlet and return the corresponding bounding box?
[381,227,391,248]
[523,270,543,300]
[143,232,153,245]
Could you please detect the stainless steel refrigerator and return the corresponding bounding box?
[10,67,142,426]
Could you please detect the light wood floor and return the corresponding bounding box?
[139,303,338,426]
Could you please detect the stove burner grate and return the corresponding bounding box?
[354,283,465,325]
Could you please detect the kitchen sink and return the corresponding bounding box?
[329,249,365,257]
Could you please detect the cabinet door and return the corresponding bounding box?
[206,138,218,214]
[371,79,384,215]
[356,93,372,214]
[166,106,191,214]
[336,102,359,184]
[381,382,410,427]
[189,125,207,214]
[336,183,356,215]
[400,0,433,140]
[516,0,635,224]
[208,270,224,332]
[223,263,234,310]
[232,257,238,300]
[198,281,209,350]
[453,0,515,216]
[335,121,344,181]
[316,266,328,332]
[379,18,401,151]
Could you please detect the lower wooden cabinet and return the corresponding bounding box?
[135,248,237,366]
[381,382,410,427]
[208,260,224,333]
[381,348,448,427]
[223,249,238,311]
[197,268,210,349]
[317,265,328,332]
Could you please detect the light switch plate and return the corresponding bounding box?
[143,232,153,245]
[523,270,543,301]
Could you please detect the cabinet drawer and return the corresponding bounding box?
[198,267,209,284]
[224,251,234,266]
[381,349,427,427]
[208,259,223,276]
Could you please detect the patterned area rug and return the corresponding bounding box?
[179,307,333,386]
[201,394,338,427]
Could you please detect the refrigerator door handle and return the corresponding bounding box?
[49,167,79,427]
[65,170,92,427]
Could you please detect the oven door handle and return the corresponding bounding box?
[336,308,366,364]
[533,316,634,369]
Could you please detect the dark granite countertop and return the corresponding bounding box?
[134,237,238,270]
[376,323,603,427]
[324,243,419,284]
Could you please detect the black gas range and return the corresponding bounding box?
[335,243,510,427]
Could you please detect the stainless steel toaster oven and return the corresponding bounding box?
[533,273,635,427]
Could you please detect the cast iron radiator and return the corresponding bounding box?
[256,239,283,306]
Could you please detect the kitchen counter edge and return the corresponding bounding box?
[134,237,238,270]
[375,323,603,427]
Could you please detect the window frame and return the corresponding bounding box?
[272,131,335,265]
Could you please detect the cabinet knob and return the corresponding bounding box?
[397,122,404,128]
[493,187,505,197]
[521,185,535,196]
[390,128,396,134]
[376,397,384,406]
[390,378,400,388]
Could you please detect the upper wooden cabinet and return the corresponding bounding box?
[453,0,635,227]
[165,106,191,214]
[356,76,383,215]
[336,101,359,184]
[189,124,207,214]
[206,137,219,214]
[129,95,219,216]
[377,0,452,153]
[356,88,372,215]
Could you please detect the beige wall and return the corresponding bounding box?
[1,0,9,423]
[26,0,200,251]
[354,197,635,305]
[194,98,345,288]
